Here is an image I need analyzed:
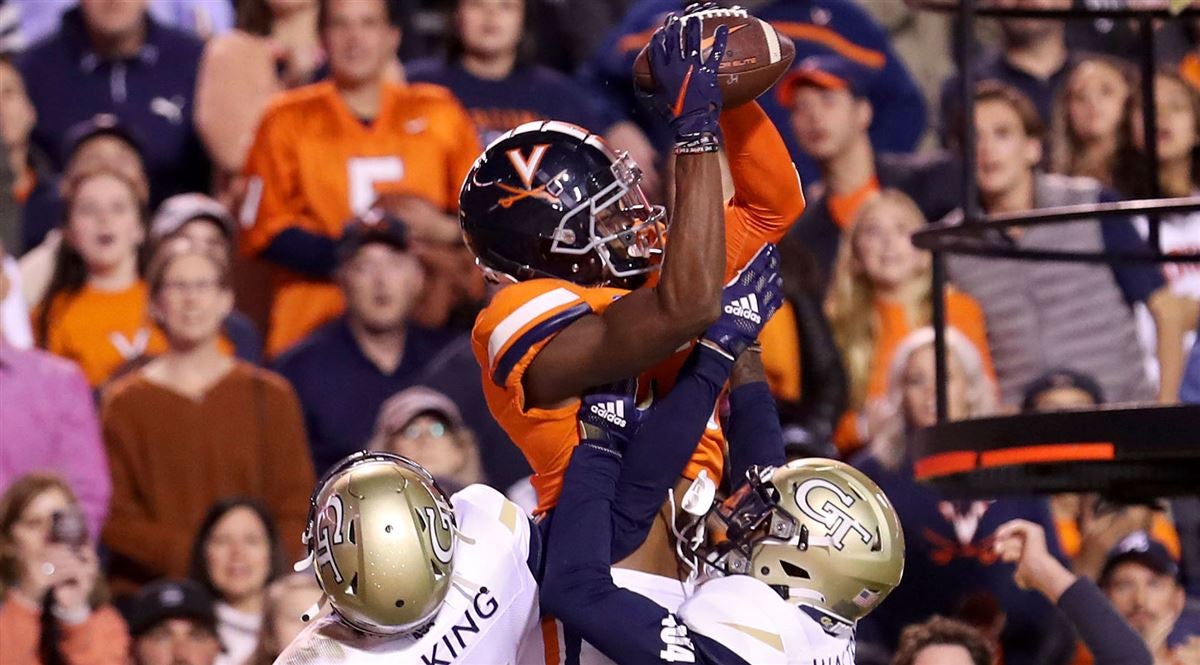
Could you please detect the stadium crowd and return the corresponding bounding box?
[0,0,1198,663]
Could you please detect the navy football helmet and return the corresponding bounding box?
[459,121,666,289]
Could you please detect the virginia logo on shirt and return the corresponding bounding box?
[109,329,151,360]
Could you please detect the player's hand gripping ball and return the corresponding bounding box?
[634,5,796,109]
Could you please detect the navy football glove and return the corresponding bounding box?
[702,243,784,361]
[577,379,643,458]
[645,12,728,152]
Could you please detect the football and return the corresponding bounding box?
[633,7,795,109]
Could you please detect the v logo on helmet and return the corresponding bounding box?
[794,478,873,551]
[506,144,550,189]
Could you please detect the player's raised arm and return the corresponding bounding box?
[725,349,787,484]
[542,396,749,665]
[519,15,732,407]
[722,101,806,233]
[609,244,784,559]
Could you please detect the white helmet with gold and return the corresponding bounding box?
[301,451,457,635]
[698,458,904,623]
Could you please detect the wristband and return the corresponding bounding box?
[674,134,721,155]
[579,442,623,460]
[698,338,736,362]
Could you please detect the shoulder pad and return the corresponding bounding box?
[472,279,594,386]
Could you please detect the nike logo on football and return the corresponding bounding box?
[700,23,747,53]
[724,294,762,324]
[590,400,627,428]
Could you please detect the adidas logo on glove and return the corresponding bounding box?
[724,294,762,324]
[590,401,627,428]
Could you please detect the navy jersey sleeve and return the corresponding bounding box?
[726,379,786,483]
[1097,188,1166,305]
[541,445,718,665]
[1057,578,1153,665]
[610,346,733,561]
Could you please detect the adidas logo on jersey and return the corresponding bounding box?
[724,294,762,324]
[590,400,627,428]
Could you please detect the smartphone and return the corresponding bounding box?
[50,509,88,548]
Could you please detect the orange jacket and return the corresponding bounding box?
[0,597,129,665]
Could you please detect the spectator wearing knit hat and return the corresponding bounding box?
[150,193,262,364]
[368,386,486,495]
[126,579,221,665]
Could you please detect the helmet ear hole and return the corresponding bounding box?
[780,560,811,579]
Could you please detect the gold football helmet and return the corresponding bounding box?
[701,458,904,623]
[302,452,457,635]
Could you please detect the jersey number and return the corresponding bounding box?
[348,157,404,215]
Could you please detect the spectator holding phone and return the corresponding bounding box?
[0,473,129,665]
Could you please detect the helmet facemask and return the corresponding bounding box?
[548,152,666,286]
[686,461,904,625]
[687,467,807,582]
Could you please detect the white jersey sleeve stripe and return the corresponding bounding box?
[488,287,582,366]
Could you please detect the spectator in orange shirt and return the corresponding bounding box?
[826,189,994,454]
[1021,369,1182,583]
[19,115,151,307]
[34,167,166,387]
[240,0,481,357]
[0,473,129,665]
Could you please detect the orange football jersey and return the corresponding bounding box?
[470,103,805,515]
[37,282,169,387]
[240,81,482,356]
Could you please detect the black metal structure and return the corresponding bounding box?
[906,0,1200,497]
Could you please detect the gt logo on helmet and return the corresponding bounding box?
[794,478,873,551]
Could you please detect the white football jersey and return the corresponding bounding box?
[275,485,542,665]
[558,568,694,665]
[678,575,856,665]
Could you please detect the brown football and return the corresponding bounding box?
[633,8,795,109]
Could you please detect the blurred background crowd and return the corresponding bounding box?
[0,0,1198,663]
